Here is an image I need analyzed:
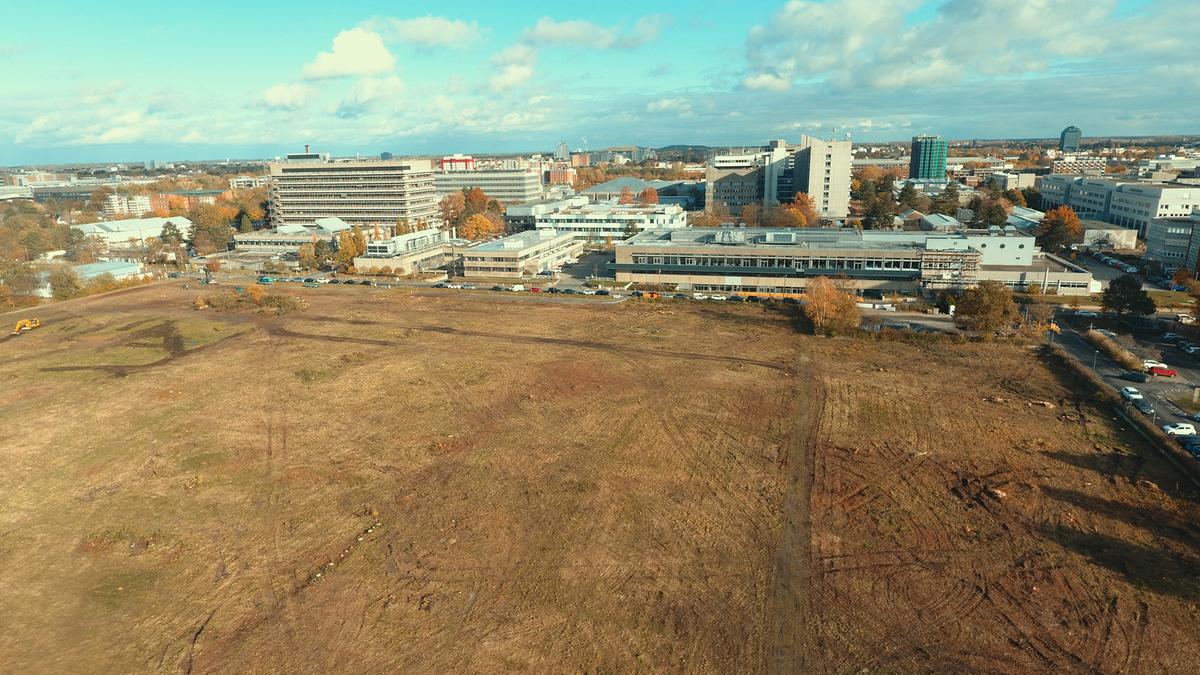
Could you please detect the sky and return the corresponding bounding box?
[1,0,1196,165]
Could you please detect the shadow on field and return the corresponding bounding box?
[1040,485,1200,550]
[1040,449,1148,485]
[1039,523,1200,602]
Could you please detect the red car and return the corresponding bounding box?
[530,287,542,293]
[1149,366,1178,377]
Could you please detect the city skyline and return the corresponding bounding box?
[2,0,1197,165]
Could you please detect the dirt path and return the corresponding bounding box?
[763,369,825,673]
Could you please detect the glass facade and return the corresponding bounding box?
[909,136,948,180]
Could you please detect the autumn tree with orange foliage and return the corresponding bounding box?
[460,213,503,240]
[637,187,659,205]
[618,187,635,205]
[1036,205,1083,251]
[801,276,860,334]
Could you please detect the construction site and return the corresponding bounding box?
[1,283,1198,672]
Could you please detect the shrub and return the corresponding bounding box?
[1082,329,1142,371]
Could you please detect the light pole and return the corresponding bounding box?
[1093,349,1099,370]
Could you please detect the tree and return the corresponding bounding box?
[637,187,659,205]
[1036,205,1083,251]
[460,213,502,240]
[692,201,730,227]
[313,239,333,269]
[931,182,960,215]
[189,204,232,252]
[205,259,221,273]
[786,193,819,227]
[439,192,465,227]
[955,281,1019,334]
[1003,189,1027,208]
[351,225,368,256]
[463,187,489,215]
[298,243,317,270]
[160,220,183,245]
[762,205,808,228]
[898,182,920,210]
[1173,268,1193,285]
[239,214,253,233]
[1103,273,1156,316]
[802,277,860,334]
[740,202,763,227]
[618,186,635,205]
[1020,187,1041,210]
[49,266,83,300]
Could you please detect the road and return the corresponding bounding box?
[1055,326,1198,426]
[556,250,616,290]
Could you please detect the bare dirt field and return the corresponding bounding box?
[0,283,1198,673]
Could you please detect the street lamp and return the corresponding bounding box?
[1093,350,1099,370]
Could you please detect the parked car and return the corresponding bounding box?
[1075,310,1099,318]
[1162,423,1196,436]
[595,289,610,296]
[563,288,578,294]
[1178,314,1196,324]
[1133,399,1156,415]
[693,293,709,300]
[1142,359,1168,370]
[1120,387,1144,401]
[1163,332,1182,342]
[709,294,727,301]
[490,285,505,291]
[530,287,542,293]
[1185,346,1200,355]
[1150,366,1179,377]
[1096,329,1117,337]
[580,289,596,295]
[1119,371,1150,383]
[546,287,562,294]
[462,284,476,290]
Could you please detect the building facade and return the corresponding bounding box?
[791,135,852,218]
[232,217,351,254]
[1060,125,1082,152]
[909,135,948,180]
[462,230,584,278]
[73,216,193,247]
[434,169,543,205]
[267,156,439,230]
[1051,155,1106,174]
[353,227,454,275]
[229,175,268,189]
[1037,175,1199,234]
[1144,215,1195,265]
[614,226,1094,295]
[533,203,687,242]
[101,193,152,219]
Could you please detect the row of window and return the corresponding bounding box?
[629,254,923,271]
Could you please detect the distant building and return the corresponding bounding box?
[229,175,268,190]
[267,152,439,229]
[988,172,1037,191]
[909,135,948,181]
[705,136,851,217]
[504,195,589,231]
[1059,125,1082,152]
[462,230,583,278]
[554,141,570,161]
[1036,175,1199,234]
[380,152,393,161]
[434,168,543,205]
[353,227,454,275]
[233,217,351,254]
[438,154,476,171]
[533,203,687,243]
[614,227,1095,295]
[150,190,231,212]
[1051,155,1106,174]
[101,193,152,219]
[791,135,852,218]
[73,216,194,246]
[74,260,145,282]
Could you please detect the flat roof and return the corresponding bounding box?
[472,229,572,252]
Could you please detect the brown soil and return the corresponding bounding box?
[0,283,1197,673]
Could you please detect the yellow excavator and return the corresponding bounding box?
[11,318,40,335]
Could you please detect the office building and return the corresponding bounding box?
[534,203,687,242]
[73,216,194,246]
[987,173,1037,191]
[909,135,949,181]
[1059,126,1082,152]
[434,168,543,205]
[233,217,351,254]
[229,175,268,190]
[614,226,1095,295]
[101,193,152,219]
[554,141,570,161]
[791,135,852,218]
[461,230,583,278]
[1036,175,1198,234]
[1051,155,1106,174]
[353,227,455,275]
[150,190,231,213]
[1143,214,1196,265]
[504,195,589,231]
[267,154,439,230]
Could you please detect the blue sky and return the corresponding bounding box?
[1,0,1195,165]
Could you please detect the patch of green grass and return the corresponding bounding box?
[1148,290,1197,309]
[295,367,332,383]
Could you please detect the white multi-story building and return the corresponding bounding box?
[1051,155,1107,174]
[101,193,152,218]
[792,135,852,218]
[434,169,543,205]
[1036,175,1199,235]
[705,136,851,218]
[988,172,1036,191]
[534,203,687,242]
[1144,214,1196,266]
[354,226,454,275]
[229,175,269,189]
[268,155,439,230]
[462,230,583,278]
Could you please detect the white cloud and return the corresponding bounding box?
[646,97,690,113]
[488,44,537,91]
[366,15,481,47]
[336,76,405,118]
[261,83,312,110]
[302,28,396,80]
[743,73,791,92]
[523,15,670,50]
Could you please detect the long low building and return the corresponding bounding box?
[233,217,350,254]
[462,230,583,278]
[533,202,688,242]
[434,169,543,205]
[73,216,194,246]
[353,227,456,275]
[614,226,1095,295]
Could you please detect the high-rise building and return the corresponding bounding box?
[268,152,439,229]
[791,135,852,218]
[1059,125,1082,152]
[434,169,544,204]
[909,135,948,180]
[380,152,393,161]
[554,141,570,161]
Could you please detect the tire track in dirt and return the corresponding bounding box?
[763,367,823,674]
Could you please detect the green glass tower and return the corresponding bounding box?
[909,135,948,180]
